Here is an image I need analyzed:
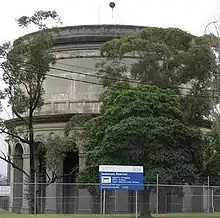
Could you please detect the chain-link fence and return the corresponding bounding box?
[0,184,10,212]
[7,181,220,215]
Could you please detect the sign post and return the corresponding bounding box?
[99,165,144,218]
[100,188,102,217]
[135,190,138,218]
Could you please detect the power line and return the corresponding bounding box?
[53,60,220,97]
[1,55,219,95]
[0,56,219,99]
[2,55,139,88]
[0,69,214,101]
[55,59,220,96]
[0,55,203,94]
[2,106,12,120]
[56,59,137,82]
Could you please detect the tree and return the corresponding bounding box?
[202,113,220,185]
[194,20,220,188]
[0,10,61,213]
[78,83,205,218]
[96,27,217,124]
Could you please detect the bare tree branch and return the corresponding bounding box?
[0,150,7,160]
[11,105,28,125]
[42,165,80,189]
[19,77,31,96]
[45,171,51,183]
[0,128,29,144]
[51,165,78,183]
[32,79,44,112]
[0,155,30,178]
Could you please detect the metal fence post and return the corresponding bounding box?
[114,190,117,214]
[211,186,214,213]
[207,176,210,216]
[100,188,103,218]
[103,190,106,218]
[34,172,37,214]
[156,174,159,218]
[135,190,138,218]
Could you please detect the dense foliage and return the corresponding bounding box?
[78,83,206,217]
[96,27,217,124]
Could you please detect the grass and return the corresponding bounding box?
[1,211,220,218]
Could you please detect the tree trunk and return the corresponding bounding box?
[41,154,46,214]
[29,144,35,214]
[29,111,35,214]
[37,150,46,214]
[139,188,152,218]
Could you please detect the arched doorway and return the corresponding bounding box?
[13,143,23,213]
[63,151,79,213]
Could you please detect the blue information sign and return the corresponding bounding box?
[99,165,144,190]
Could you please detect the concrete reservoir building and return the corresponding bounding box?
[8,25,212,214]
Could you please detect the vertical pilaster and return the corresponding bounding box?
[78,152,86,171]
[21,153,30,213]
[9,154,14,212]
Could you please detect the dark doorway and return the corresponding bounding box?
[63,151,79,213]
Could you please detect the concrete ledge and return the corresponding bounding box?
[18,24,145,46]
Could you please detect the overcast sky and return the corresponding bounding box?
[0,0,220,175]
